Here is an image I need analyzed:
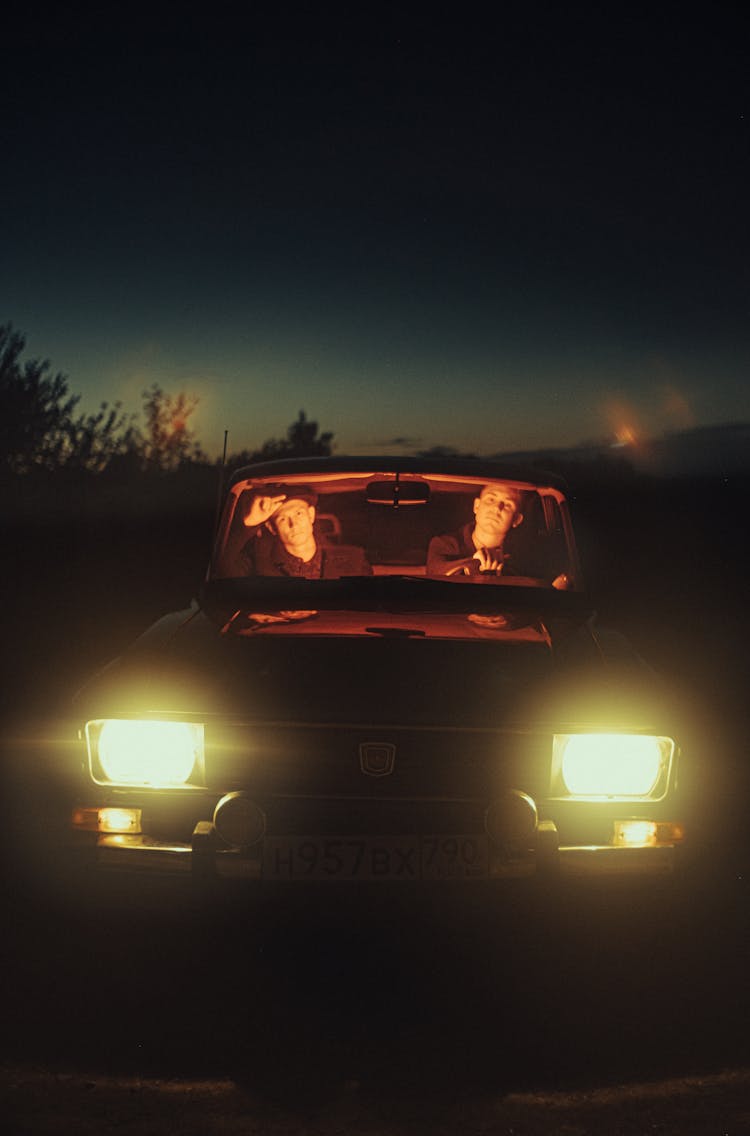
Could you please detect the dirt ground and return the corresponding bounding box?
[2,866,749,1136]
[3,1061,750,1135]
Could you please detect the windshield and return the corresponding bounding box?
[212,469,580,591]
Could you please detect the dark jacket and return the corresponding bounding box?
[240,527,371,578]
[427,523,530,578]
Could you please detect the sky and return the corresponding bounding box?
[2,4,748,461]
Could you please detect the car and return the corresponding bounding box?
[68,456,689,891]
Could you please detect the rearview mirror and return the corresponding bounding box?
[365,480,431,507]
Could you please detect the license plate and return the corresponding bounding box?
[263,835,488,880]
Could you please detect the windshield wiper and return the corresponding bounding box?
[364,626,426,638]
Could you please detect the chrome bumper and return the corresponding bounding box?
[557,844,675,876]
[87,830,678,880]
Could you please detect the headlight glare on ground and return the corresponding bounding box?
[552,733,673,799]
[87,719,204,786]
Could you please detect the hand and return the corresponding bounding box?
[244,493,286,527]
[551,573,571,590]
[472,547,502,574]
[248,610,318,624]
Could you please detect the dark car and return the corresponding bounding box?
[69,457,688,888]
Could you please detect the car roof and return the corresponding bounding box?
[227,455,569,492]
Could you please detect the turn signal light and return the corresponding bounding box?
[72,807,142,834]
[613,820,685,847]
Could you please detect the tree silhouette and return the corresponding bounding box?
[227,410,335,470]
[0,323,139,474]
[284,410,334,457]
[66,401,139,473]
[1,325,334,483]
[140,383,204,471]
[0,323,79,473]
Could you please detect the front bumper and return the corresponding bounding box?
[80,822,679,881]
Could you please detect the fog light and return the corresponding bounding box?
[213,793,266,847]
[485,791,538,848]
[72,807,142,834]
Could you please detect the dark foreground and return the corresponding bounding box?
[2,836,750,1134]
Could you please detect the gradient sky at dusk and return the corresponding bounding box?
[3,5,748,459]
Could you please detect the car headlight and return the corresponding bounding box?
[85,719,205,787]
[551,733,674,800]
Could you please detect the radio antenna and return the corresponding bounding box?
[213,429,229,537]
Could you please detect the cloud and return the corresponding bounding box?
[371,436,423,449]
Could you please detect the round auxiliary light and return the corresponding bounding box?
[213,792,266,848]
[485,791,538,848]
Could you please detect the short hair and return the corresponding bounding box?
[478,482,522,506]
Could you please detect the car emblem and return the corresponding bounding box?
[359,742,396,777]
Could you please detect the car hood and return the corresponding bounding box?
[72,598,669,734]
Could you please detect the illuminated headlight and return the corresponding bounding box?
[551,733,674,800]
[86,719,204,787]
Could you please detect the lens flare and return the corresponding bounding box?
[614,424,637,446]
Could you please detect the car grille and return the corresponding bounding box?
[205,722,550,805]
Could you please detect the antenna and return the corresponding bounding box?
[213,430,229,537]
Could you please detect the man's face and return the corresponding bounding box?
[271,498,316,552]
[473,484,522,542]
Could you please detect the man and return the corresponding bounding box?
[239,485,371,578]
[427,482,570,587]
[427,482,526,577]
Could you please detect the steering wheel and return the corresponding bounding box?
[444,557,481,577]
[443,558,548,586]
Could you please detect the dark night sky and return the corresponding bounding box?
[2,4,748,460]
